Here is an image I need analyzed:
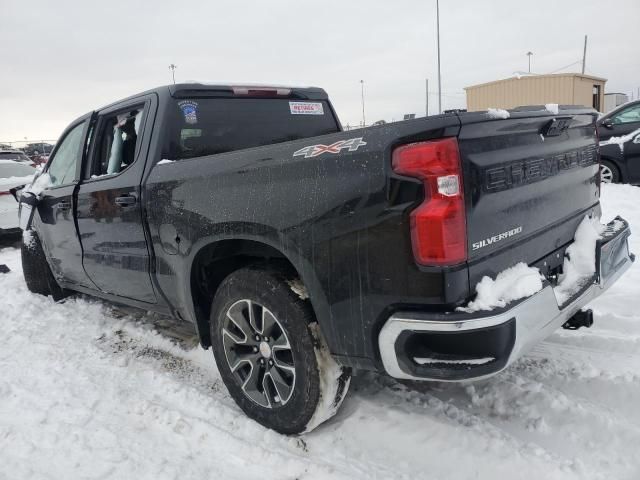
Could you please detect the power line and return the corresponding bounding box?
[547,60,583,74]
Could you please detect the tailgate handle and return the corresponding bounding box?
[114,195,136,207]
[541,116,572,137]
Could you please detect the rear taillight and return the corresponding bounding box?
[0,191,10,196]
[392,138,467,266]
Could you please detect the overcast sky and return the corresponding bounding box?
[1,0,639,142]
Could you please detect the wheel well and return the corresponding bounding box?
[190,239,299,347]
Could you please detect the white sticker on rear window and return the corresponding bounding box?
[289,102,324,115]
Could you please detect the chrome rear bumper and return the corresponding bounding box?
[378,217,634,382]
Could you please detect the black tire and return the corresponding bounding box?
[210,265,351,434]
[600,160,620,184]
[21,230,67,301]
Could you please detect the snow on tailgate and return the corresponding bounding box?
[0,183,639,479]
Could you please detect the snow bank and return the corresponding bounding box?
[1,181,640,480]
[545,104,559,114]
[487,108,510,119]
[553,216,604,305]
[459,262,544,313]
[600,127,640,153]
[0,175,35,188]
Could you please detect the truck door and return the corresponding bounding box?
[75,94,158,303]
[35,115,95,288]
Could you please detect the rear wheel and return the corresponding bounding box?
[600,160,620,184]
[209,265,351,434]
[21,230,67,301]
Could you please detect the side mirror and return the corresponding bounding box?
[602,118,614,129]
[19,190,40,207]
[9,185,27,203]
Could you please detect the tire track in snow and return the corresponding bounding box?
[95,322,404,480]
[106,308,593,480]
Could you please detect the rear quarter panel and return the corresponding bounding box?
[144,116,460,366]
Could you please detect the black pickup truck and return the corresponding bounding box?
[16,83,633,434]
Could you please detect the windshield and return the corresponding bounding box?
[163,98,340,160]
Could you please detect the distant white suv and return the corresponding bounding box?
[0,149,34,165]
[0,160,36,235]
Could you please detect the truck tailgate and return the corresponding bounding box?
[457,109,600,285]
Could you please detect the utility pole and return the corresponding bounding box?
[581,35,588,74]
[526,51,533,73]
[436,0,442,114]
[360,80,366,127]
[425,78,429,116]
[169,64,177,84]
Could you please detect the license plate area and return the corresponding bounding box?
[597,216,632,285]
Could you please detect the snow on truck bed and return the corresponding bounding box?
[1,184,640,480]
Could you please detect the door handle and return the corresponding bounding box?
[114,195,137,206]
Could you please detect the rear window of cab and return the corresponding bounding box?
[163,98,340,160]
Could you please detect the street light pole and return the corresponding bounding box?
[581,35,588,74]
[526,52,533,73]
[169,64,177,84]
[436,0,442,114]
[360,80,366,127]
[425,78,429,117]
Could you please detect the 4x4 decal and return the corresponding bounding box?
[293,137,367,158]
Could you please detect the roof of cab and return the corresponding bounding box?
[167,82,328,100]
[72,82,331,131]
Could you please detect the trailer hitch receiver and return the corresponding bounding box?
[562,309,594,330]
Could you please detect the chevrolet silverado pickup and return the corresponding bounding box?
[16,83,633,434]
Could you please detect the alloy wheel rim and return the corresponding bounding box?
[600,164,613,183]
[222,299,296,408]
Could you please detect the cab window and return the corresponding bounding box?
[90,107,144,177]
[47,122,86,187]
[163,98,339,160]
[611,104,640,125]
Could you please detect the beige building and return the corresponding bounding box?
[465,73,607,112]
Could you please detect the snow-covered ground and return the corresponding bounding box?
[1,183,639,480]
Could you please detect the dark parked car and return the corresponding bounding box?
[15,83,633,434]
[597,100,640,184]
